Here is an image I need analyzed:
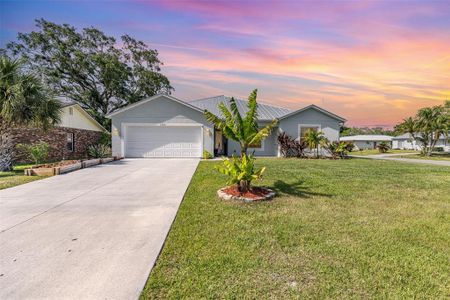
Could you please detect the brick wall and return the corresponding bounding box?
[11,126,103,163]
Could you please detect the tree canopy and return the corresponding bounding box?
[395,101,449,155]
[0,55,61,171]
[5,19,173,128]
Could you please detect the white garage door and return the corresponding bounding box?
[125,125,202,158]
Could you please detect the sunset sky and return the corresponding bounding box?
[1,0,449,127]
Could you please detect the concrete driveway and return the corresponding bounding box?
[0,159,199,299]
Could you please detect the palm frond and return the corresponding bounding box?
[229,97,244,138]
[243,89,258,134]
[248,119,278,146]
[205,109,226,129]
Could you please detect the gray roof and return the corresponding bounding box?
[189,95,292,121]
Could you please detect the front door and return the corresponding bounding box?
[214,129,227,156]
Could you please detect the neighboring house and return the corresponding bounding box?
[107,94,346,158]
[340,135,393,150]
[392,133,449,151]
[12,101,106,162]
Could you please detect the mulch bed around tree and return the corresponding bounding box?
[218,186,276,202]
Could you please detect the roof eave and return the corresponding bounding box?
[279,104,346,122]
[106,94,204,118]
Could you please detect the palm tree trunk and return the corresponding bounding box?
[241,146,247,157]
[238,180,249,194]
[0,120,14,172]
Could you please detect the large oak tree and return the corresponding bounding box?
[5,19,173,128]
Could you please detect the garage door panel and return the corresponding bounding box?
[125,125,201,158]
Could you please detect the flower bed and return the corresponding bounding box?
[217,186,275,203]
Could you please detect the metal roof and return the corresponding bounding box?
[340,135,393,141]
[189,95,292,121]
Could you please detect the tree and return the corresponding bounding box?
[5,19,172,128]
[377,141,390,153]
[304,130,325,158]
[0,56,61,171]
[395,102,449,156]
[204,89,278,156]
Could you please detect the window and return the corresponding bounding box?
[299,125,320,142]
[67,133,74,152]
[69,107,74,115]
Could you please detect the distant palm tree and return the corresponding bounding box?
[204,89,278,156]
[0,56,61,171]
[377,141,390,153]
[304,130,325,158]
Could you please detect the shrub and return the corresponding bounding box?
[216,154,265,193]
[202,150,213,159]
[344,141,355,152]
[87,144,111,158]
[433,147,444,152]
[16,142,50,165]
[277,132,307,158]
[321,140,349,159]
[377,141,390,153]
[98,131,111,147]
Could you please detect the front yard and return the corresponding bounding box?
[143,158,450,299]
[0,164,49,190]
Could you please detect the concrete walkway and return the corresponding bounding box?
[350,153,450,166]
[0,159,199,299]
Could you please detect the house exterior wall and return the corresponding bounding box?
[353,141,376,150]
[59,105,103,132]
[279,108,341,143]
[393,138,449,151]
[227,109,341,157]
[227,127,278,156]
[110,96,214,157]
[11,126,102,163]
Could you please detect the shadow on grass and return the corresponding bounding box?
[270,180,333,198]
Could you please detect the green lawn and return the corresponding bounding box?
[143,158,450,299]
[0,164,49,190]
[351,149,417,156]
[399,153,450,161]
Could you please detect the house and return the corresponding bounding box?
[107,94,346,158]
[392,133,449,151]
[12,101,106,161]
[339,135,393,150]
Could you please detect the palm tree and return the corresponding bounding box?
[204,89,278,156]
[416,106,447,156]
[0,56,61,171]
[304,130,325,158]
[377,141,390,153]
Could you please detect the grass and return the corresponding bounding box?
[0,163,49,190]
[142,158,450,299]
[399,153,450,161]
[351,149,417,156]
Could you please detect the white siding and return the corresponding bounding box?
[59,105,103,132]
